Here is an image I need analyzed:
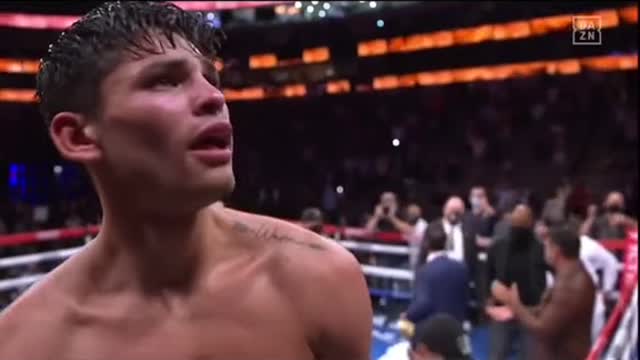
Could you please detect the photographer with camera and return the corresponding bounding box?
[365,191,415,235]
[364,192,417,291]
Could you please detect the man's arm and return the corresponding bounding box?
[510,274,590,339]
[308,245,373,360]
[387,215,414,235]
[530,288,553,316]
[364,215,378,233]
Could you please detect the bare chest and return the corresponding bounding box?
[63,309,314,360]
[12,277,315,360]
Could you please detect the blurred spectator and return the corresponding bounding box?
[495,178,518,217]
[580,191,638,239]
[486,204,547,360]
[490,223,595,360]
[418,197,477,273]
[405,225,469,325]
[365,192,413,235]
[541,180,571,225]
[492,199,520,240]
[300,207,325,235]
[537,220,620,342]
[465,185,497,243]
[405,203,428,270]
[408,314,473,360]
[566,182,592,220]
[364,191,413,289]
[465,185,498,312]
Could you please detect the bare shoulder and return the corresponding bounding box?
[218,207,373,358]
[220,207,360,274]
[219,207,335,252]
[558,263,596,295]
[0,272,67,355]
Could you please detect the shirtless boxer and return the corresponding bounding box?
[491,223,595,360]
[0,2,372,359]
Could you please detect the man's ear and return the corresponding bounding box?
[49,112,101,164]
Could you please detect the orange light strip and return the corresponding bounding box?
[282,84,307,97]
[2,54,636,103]
[326,79,351,94]
[0,58,40,74]
[619,5,638,23]
[303,47,330,64]
[2,6,634,75]
[249,53,278,69]
[0,89,36,103]
[358,6,637,57]
[223,87,265,101]
[371,54,637,90]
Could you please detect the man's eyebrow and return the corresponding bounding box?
[137,58,190,77]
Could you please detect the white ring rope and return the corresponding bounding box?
[0,273,46,292]
[0,266,414,293]
[361,265,414,281]
[0,247,81,269]
[338,240,410,255]
[0,241,415,292]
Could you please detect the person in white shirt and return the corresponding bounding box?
[417,196,478,280]
[413,196,467,264]
[404,204,428,270]
[536,220,621,341]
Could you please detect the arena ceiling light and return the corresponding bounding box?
[293,1,393,20]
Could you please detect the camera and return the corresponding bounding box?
[382,206,390,216]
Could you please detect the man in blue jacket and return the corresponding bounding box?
[405,224,470,324]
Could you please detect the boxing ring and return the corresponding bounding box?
[0,224,635,360]
[0,224,419,296]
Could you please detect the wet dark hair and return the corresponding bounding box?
[36,1,225,126]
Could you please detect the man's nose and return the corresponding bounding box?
[193,79,225,117]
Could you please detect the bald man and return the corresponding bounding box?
[581,191,638,239]
[485,204,547,360]
[417,196,477,281]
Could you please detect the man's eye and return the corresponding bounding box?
[150,76,181,88]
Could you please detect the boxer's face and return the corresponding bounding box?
[82,33,234,210]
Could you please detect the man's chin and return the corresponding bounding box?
[197,175,235,202]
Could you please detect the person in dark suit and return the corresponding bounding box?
[405,224,470,324]
[485,204,547,360]
[417,196,478,273]
[417,196,479,318]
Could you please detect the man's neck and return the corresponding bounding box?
[87,205,223,295]
[554,257,580,274]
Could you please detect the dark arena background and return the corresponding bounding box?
[0,2,637,359]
